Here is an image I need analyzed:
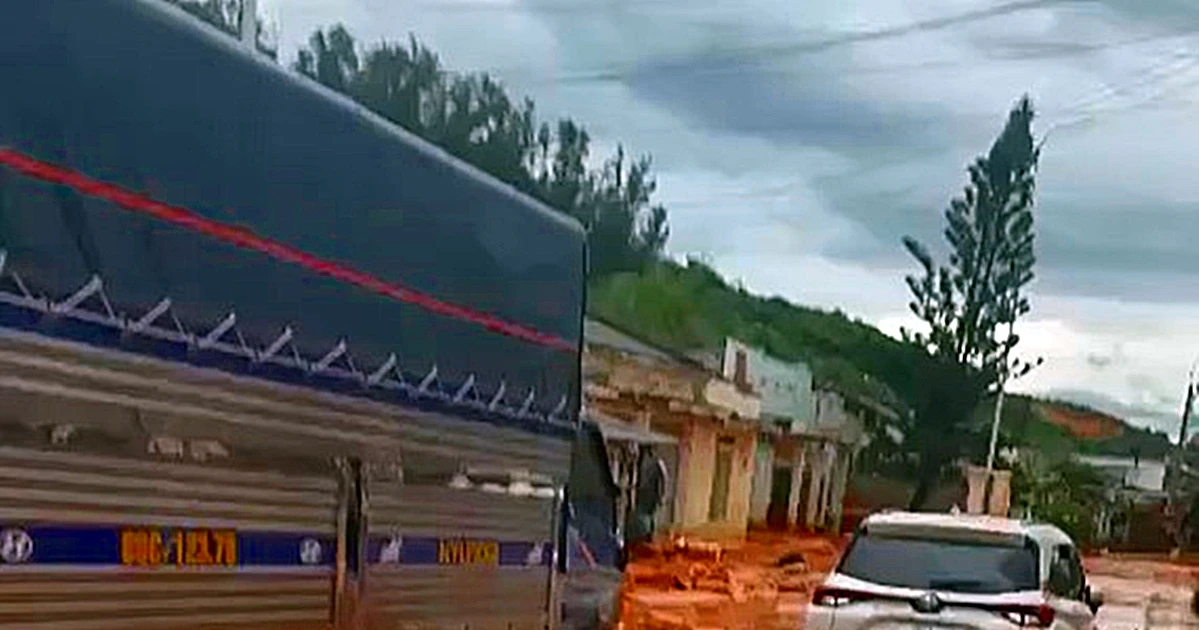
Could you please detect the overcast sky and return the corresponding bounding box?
[260,0,1199,436]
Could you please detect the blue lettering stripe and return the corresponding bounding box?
[0,525,335,567]
[0,525,552,568]
[366,536,552,567]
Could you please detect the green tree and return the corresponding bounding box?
[586,147,670,274]
[900,95,1042,509]
[165,0,277,58]
[291,26,668,276]
[1012,456,1108,545]
[294,25,360,93]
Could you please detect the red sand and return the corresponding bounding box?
[616,532,847,630]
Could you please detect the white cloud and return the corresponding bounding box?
[877,295,1199,433]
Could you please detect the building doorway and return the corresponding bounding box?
[797,465,813,529]
[766,465,792,528]
[709,439,733,522]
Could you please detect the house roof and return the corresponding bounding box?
[583,318,711,371]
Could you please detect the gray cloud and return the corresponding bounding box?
[626,58,960,160]
[263,0,1199,431]
[1042,387,1180,435]
[1095,0,1199,28]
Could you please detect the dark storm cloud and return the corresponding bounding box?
[819,169,1199,304]
[542,0,1199,307]
[1094,0,1199,27]
[270,0,1199,308]
[624,56,960,159]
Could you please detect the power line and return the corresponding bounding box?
[490,0,1089,85]
[806,44,1199,187]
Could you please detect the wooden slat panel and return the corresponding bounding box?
[0,336,575,480]
[364,567,549,630]
[0,446,337,630]
[0,447,338,493]
[370,486,555,540]
[0,448,336,532]
[365,479,555,630]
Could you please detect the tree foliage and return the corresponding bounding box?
[902,95,1040,381]
[1011,455,1108,546]
[590,259,913,440]
[899,95,1042,508]
[160,5,670,277]
[164,0,277,58]
[291,25,669,277]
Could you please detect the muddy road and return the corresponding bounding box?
[619,536,1197,630]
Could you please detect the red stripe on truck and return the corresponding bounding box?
[0,148,577,352]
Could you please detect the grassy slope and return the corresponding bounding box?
[589,260,914,410]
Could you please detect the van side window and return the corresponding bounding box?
[1048,544,1084,600]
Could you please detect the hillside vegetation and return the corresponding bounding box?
[590,260,917,411]
[168,1,1170,466]
[591,260,1172,462]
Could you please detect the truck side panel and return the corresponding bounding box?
[0,0,586,421]
[0,331,573,629]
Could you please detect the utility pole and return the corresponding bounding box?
[985,384,1006,473]
[239,0,257,48]
[1167,365,1196,557]
[1179,376,1194,448]
[985,320,1016,474]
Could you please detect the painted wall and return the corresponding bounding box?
[749,439,774,522]
[704,378,762,420]
[672,418,756,535]
[675,419,717,530]
[720,339,815,427]
[813,388,866,445]
[726,431,757,530]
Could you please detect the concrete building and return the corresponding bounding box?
[690,339,881,533]
[582,319,762,538]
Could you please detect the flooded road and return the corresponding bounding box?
[620,537,1198,630]
[1085,557,1197,630]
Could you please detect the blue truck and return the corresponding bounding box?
[0,1,622,628]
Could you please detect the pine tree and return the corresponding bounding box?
[901,95,1043,508]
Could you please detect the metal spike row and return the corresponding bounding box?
[50,275,104,316]
[417,365,441,396]
[197,312,237,349]
[129,297,172,334]
[548,395,569,422]
[259,326,295,362]
[366,353,398,386]
[488,381,508,412]
[454,374,479,404]
[518,388,537,417]
[0,253,567,424]
[311,339,347,374]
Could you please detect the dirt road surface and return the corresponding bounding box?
[617,532,844,630]
[618,536,1198,630]
[1085,556,1197,630]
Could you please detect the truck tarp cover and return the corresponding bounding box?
[0,0,585,420]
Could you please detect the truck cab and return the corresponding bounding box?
[560,421,626,630]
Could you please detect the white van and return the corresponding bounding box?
[808,511,1104,630]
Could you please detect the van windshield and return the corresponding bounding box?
[838,534,1040,594]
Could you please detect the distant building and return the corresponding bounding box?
[687,338,892,533]
[583,319,761,539]
[1078,454,1167,494]
[1077,453,1170,550]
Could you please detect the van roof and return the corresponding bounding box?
[860,511,1071,547]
